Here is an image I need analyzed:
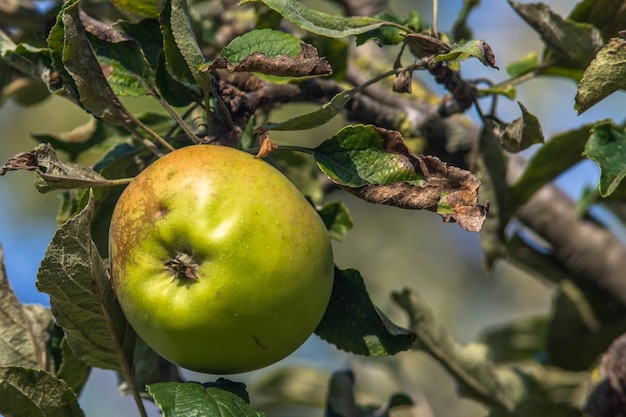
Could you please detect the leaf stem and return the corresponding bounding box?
[131,116,176,153]
[246,144,314,155]
[150,88,202,143]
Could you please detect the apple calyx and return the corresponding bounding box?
[164,252,200,281]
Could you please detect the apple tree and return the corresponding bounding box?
[1,0,626,416]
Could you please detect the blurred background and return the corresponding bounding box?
[1,0,624,416]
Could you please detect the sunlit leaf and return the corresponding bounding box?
[205,29,331,80]
[0,367,84,417]
[239,0,386,38]
[313,125,488,232]
[506,51,539,78]
[575,37,626,114]
[434,39,499,69]
[148,379,263,417]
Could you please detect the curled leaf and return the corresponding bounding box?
[204,29,331,78]
[313,125,488,232]
[576,37,626,114]
[434,39,499,69]
[0,143,115,193]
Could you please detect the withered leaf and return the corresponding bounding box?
[0,143,114,193]
[204,43,331,77]
[314,126,488,232]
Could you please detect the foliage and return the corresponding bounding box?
[1,0,626,416]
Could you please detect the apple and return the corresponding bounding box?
[108,144,334,374]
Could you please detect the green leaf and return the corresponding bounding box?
[58,0,133,125]
[315,267,416,356]
[56,338,91,395]
[508,1,603,70]
[476,126,509,270]
[115,18,163,68]
[317,201,353,241]
[110,0,160,17]
[506,51,539,78]
[0,245,53,370]
[508,124,591,211]
[252,366,327,407]
[159,0,200,92]
[208,28,331,80]
[168,0,212,94]
[269,151,323,204]
[575,37,626,114]
[314,126,488,233]
[313,125,424,187]
[569,0,626,40]
[46,0,81,100]
[32,118,126,162]
[223,28,301,64]
[451,0,480,42]
[500,101,544,153]
[83,15,155,97]
[0,366,84,417]
[264,90,353,131]
[239,0,387,38]
[36,192,136,371]
[434,39,499,69]
[148,380,264,417]
[156,53,199,107]
[547,279,626,371]
[118,338,182,399]
[480,315,548,363]
[354,12,408,46]
[0,30,52,80]
[583,121,626,197]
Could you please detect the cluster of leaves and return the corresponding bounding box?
[0,0,626,416]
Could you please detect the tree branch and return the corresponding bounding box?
[217,66,626,306]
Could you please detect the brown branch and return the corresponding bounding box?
[510,156,626,305]
[217,67,626,306]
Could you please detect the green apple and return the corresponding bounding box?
[109,144,334,374]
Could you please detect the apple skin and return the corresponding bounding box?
[109,144,334,374]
